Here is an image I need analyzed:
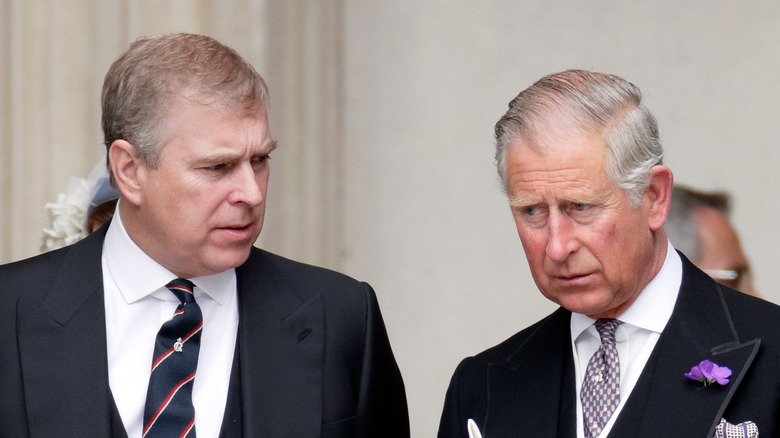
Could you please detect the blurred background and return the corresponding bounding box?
[2,1,779,436]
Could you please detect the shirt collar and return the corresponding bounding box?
[571,242,682,339]
[103,202,235,304]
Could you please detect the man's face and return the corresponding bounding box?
[130,102,275,278]
[506,133,665,319]
[694,207,757,296]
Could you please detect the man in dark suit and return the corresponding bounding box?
[438,69,780,438]
[0,33,408,438]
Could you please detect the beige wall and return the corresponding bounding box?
[3,1,780,436]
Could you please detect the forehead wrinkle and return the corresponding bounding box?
[199,139,273,165]
[511,168,601,201]
[510,166,584,186]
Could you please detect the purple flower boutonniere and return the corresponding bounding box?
[685,360,732,386]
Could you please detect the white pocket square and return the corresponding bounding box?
[467,418,483,438]
[713,418,758,438]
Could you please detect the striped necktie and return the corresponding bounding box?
[143,278,203,438]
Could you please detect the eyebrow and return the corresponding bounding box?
[508,193,603,209]
[508,195,539,209]
[262,139,278,154]
[197,140,277,165]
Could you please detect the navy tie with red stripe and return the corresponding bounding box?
[143,278,202,438]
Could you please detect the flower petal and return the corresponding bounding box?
[698,360,716,380]
[710,364,732,385]
[684,365,704,381]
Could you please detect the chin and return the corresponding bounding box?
[205,249,253,273]
[549,290,613,317]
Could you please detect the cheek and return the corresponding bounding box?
[518,231,547,268]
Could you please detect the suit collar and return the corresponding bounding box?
[16,227,123,437]
[482,254,759,438]
[234,249,325,437]
[16,232,328,437]
[37,226,108,324]
[610,254,760,437]
[485,308,577,438]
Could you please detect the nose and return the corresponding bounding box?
[545,212,578,263]
[228,162,266,207]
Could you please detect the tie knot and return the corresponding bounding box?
[166,278,196,304]
[594,318,620,345]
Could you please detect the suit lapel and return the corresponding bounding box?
[610,256,760,438]
[16,230,122,438]
[235,250,324,437]
[485,308,577,438]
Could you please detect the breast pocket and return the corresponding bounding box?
[322,416,356,438]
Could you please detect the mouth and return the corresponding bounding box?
[214,222,256,239]
[554,272,593,283]
[222,224,251,231]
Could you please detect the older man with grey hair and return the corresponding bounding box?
[439,69,780,438]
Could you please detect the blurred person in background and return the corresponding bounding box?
[665,185,758,296]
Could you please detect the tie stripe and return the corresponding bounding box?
[150,323,203,372]
[143,372,197,437]
[168,283,195,295]
[143,278,202,438]
[180,419,195,438]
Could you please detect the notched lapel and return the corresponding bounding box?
[706,339,761,434]
[16,232,116,438]
[236,254,325,437]
[610,258,761,438]
[485,309,575,438]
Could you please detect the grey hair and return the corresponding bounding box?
[665,185,731,262]
[494,69,663,207]
[101,33,269,181]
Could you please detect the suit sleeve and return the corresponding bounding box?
[354,284,410,438]
[438,360,468,438]
[439,354,491,438]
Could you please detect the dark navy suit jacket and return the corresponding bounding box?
[439,254,780,437]
[0,224,409,437]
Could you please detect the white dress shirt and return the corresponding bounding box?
[571,243,682,438]
[102,205,239,438]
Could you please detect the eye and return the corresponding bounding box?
[514,204,548,228]
[253,154,271,163]
[203,163,227,172]
[566,202,599,223]
[197,160,237,176]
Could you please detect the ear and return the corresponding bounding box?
[108,139,145,206]
[644,165,673,231]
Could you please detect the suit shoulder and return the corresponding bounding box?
[1,230,104,304]
[241,248,374,312]
[246,247,366,288]
[0,246,67,276]
[456,308,568,373]
[721,287,780,336]
[0,247,69,299]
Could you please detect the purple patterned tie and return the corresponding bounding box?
[581,318,621,438]
[143,278,202,438]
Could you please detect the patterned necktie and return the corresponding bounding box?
[581,318,621,438]
[143,278,203,438]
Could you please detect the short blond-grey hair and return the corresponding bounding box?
[101,33,269,176]
[494,69,663,207]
